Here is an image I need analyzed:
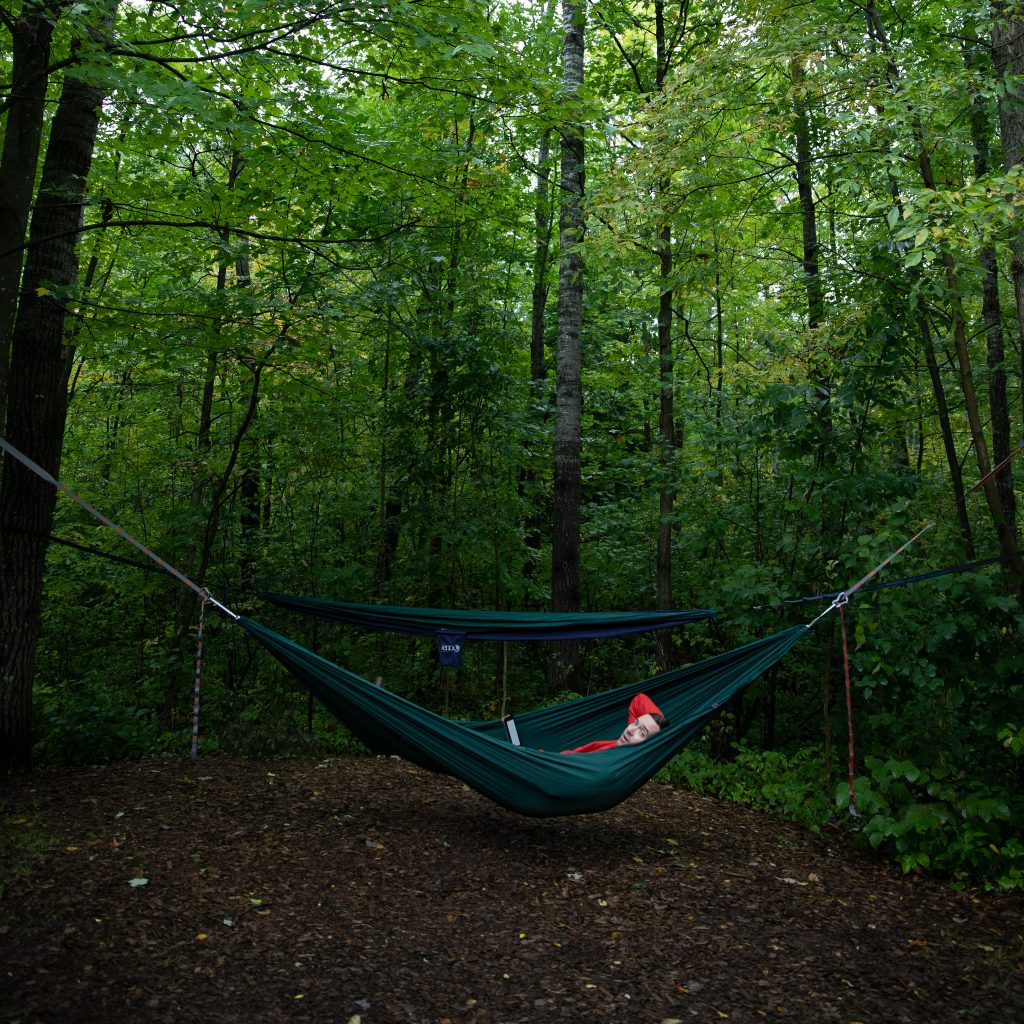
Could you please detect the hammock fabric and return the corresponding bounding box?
[260,593,718,640]
[240,617,808,817]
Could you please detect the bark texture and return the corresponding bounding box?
[0,8,115,772]
[0,4,60,426]
[550,0,585,692]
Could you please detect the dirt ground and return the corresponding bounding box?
[1,755,1022,1024]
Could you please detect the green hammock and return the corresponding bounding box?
[241,618,809,817]
[259,592,718,640]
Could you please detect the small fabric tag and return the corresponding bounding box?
[435,630,467,667]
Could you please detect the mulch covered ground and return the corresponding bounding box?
[1,756,1022,1024]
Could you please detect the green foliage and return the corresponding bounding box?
[998,722,1024,758]
[661,738,1024,891]
[533,689,586,711]
[842,756,1024,891]
[33,685,162,767]
[659,742,833,832]
[204,701,371,760]
[6,0,1023,896]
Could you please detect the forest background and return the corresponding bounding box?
[1,0,1023,889]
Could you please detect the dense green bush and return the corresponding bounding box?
[33,684,162,766]
[660,740,1024,891]
[659,741,833,832]
[841,755,1024,891]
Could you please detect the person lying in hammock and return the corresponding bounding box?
[561,693,669,753]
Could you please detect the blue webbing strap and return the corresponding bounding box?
[807,523,934,629]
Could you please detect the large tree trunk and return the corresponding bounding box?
[549,0,585,693]
[992,2,1024,422]
[0,5,117,773]
[531,127,554,394]
[654,0,677,671]
[0,3,61,427]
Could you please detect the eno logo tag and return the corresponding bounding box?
[435,630,467,667]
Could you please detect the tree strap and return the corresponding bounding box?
[0,435,238,621]
[191,597,208,763]
[838,602,857,816]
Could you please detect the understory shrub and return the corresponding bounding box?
[841,755,1024,891]
[658,742,833,831]
[33,686,160,766]
[661,742,1024,890]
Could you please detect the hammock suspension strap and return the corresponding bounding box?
[806,443,1024,803]
[964,439,1024,499]
[0,436,238,621]
[838,601,857,817]
[191,595,209,763]
[807,523,933,629]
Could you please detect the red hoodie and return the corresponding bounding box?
[561,693,665,754]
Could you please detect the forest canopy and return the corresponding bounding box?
[1,0,1022,887]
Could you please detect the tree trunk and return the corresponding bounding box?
[992,2,1024,421]
[654,0,677,671]
[920,319,975,557]
[792,58,825,333]
[655,215,677,670]
[0,3,60,426]
[235,247,262,593]
[162,327,219,729]
[160,356,268,727]
[531,127,554,393]
[791,54,841,771]
[864,39,975,552]
[866,0,1023,588]
[0,5,117,773]
[549,0,585,693]
[919,144,1024,586]
[376,297,402,591]
[966,33,1018,536]
[791,55,834,516]
[523,124,555,578]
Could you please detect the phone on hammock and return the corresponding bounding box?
[502,715,521,746]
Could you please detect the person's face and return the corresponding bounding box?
[617,713,662,746]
